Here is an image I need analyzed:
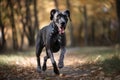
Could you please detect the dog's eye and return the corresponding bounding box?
[57,15,61,19]
[63,15,67,20]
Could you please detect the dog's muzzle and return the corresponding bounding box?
[58,22,66,34]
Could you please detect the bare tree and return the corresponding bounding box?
[83,5,88,46]
[66,0,74,46]
[25,0,35,46]
[53,0,59,9]
[0,14,6,50]
[17,0,26,49]
[8,0,18,49]
[33,0,39,31]
[17,0,39,48]
[116,0,120,44]
[0,0,6,50]
[91,20,95,45]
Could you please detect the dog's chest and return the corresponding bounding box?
[50,26,59,40]
[50,28,61,52]
[50,36,61,53]
[50,31,60,43]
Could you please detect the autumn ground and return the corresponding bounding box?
[0,47,120,80]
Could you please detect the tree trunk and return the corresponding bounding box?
[66,0,74,46]
[8,0,18,50]
[25,0,35,46]
[53,0,59,9]
[102,20,111,45]
[83,5,88,46]
[108,19,111,43]
[91,20,95,45]
[116,0,120,44]
[0,15,6,50]
[33,0,39,32]
[17,0,26,49]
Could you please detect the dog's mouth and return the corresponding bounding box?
[58,27,65,34]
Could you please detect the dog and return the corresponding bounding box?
[36,9,71,75]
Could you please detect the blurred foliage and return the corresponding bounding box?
[102,54,120,74]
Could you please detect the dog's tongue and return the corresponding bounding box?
[59,27,64,34]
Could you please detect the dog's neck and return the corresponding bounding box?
[49,21,62,43]
[51,21,59,35]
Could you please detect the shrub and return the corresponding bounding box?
[102,54,120,74]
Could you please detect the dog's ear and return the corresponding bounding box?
[50,9,58,20]
[64,10,71,21]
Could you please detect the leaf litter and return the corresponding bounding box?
[0,47,120,80]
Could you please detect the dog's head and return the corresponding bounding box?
[50,9,71,34]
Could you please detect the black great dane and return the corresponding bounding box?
[36,9,71,75]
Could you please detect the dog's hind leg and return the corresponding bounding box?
[36,46,43,73]
[42,49,49,71]
[36,36,44,73]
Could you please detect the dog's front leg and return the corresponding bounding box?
[58,47,66,68]
[47,49,60,75]
[46,32,59,75]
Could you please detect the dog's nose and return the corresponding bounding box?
[61,22,65,26]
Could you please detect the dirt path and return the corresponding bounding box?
[33,48,103,80]
[0,47,120,80]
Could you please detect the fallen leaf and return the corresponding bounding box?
[99,71,105,76]
[104,77,112,80]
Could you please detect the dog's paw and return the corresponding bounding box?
[42,64,47,71]
[37,66,42,73]
[58,62,64,69]
[54,68,60,75]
